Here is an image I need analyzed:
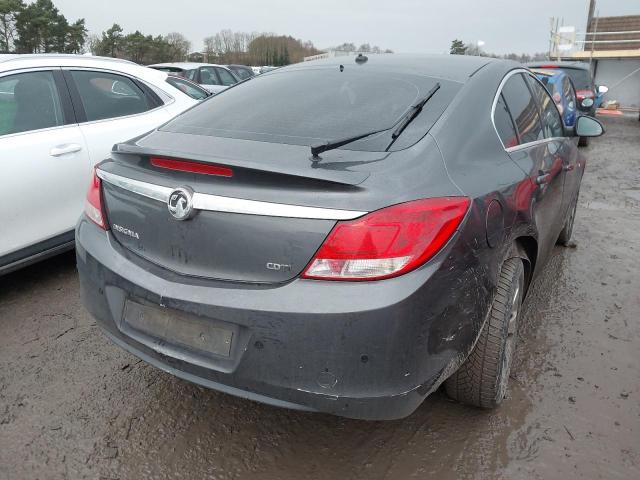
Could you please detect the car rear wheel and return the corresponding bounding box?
[445,257,524,408]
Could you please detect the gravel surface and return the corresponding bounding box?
[1,116,638,480]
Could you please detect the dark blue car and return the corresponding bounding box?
[531,68,577,128]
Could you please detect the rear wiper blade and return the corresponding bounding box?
[310,127,388,160]
[387,83,441,149]
[309,82,440,161]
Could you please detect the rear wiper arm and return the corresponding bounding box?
[310,128,388,160]
[387,83,441,149]
[309,82,440,161]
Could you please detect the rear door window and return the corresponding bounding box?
[0,71,65,136]
[166,76,209,100]
[493,93,519,148]
[500,73,543,145]
[216,67,237,86]
[527,75,564,138]
[199,67,221,86]
[70,70,154,122]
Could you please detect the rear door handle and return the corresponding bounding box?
[50,143,82,157]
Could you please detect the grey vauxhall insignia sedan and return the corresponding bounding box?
[76,55,604,420]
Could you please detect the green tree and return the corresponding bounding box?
[165,32,190,61]
[449,39,466,55]
[0,0,24,52]
[14,0,85,53]
[65,18,86,53]
[93,23,124,57]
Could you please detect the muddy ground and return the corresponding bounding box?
[1,116,639,480]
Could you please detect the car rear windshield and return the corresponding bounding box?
[562,68,591,90]
[160,68,453,150]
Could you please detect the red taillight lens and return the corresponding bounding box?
[302,197,470,281]
[150,157,233,177]
[84,168,107,229]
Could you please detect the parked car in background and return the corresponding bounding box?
[0,54,202,274]
[76,54,604,420]
[526,61,609,111]
[527,61,608,146]
[148,62,240,94]
[165,75,211,100]
[530,68,577,128]
[226,64,255,81]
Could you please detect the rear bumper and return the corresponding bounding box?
[76,217,491,420]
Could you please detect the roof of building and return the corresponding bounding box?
[586,15,640,51]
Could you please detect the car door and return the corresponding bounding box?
[527,73,579,222]
[498,72,565,265]
[0,68,90,260]
[64,69,173,170]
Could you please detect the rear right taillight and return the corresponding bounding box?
[84,168,107,229]
[302,197,470,281]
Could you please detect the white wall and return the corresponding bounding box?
[594,58,640,109]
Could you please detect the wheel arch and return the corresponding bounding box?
[511,236,537,295]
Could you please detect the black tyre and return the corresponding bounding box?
[578,136,589,147]
[445,257,524,408]
[557,193,578,245]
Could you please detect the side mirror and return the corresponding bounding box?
[575,115,605,137]
[597,85,609,94]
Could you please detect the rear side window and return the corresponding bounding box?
[230,66,253,80]
[527,76,564,138]
[0,71,64,136]
[199,67,221,86]
[493,93,518,148]
[70,70,153,122]
[166,76,209,100]
[216,67,237,86]
[500,73,543,145]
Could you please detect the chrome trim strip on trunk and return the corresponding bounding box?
[96,169,368,220]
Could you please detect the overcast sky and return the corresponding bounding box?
[54,0,638,54]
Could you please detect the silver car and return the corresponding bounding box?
[148,62,239,94]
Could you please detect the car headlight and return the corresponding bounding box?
[582,98,594,108]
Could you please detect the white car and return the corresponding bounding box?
[0,54,203,274]
[148,62,240,94]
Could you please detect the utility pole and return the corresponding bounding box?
[548,17,555,60]
[586,0,596,41]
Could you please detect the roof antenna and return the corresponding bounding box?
[355,53,368,64]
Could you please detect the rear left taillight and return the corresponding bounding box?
[84,168,107,229]
[302,197,470,281]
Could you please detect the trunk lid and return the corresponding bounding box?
[100,134,382,283]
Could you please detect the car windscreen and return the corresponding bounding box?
[562,68,591,90]
[160,68,451,150]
